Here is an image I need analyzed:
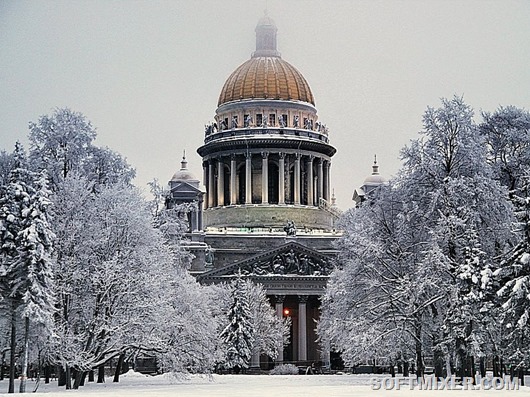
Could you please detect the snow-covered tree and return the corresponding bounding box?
[28,108,97,187]
[244,279,289,361]
[0,150,15,187]
[49,178,169,387]
[318,182,442,376]
[156,277,224,374]
[0,142,55,393]
[28,108,135,190]
[480,106,530,381]
[219,274,255,372]
[319,97,513,380]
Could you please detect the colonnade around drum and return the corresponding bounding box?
[203,152,331,209]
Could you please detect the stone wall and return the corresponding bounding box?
[204,205,335,229]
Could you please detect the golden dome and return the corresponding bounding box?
[218,57,315,106]
[217,14,314,107]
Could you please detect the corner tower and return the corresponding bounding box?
[198,16,337,230]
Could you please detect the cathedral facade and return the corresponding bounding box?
[167,15,343,369]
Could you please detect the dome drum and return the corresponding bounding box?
[204,205,334,229]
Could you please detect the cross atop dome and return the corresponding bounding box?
[372,154,380,175]
[180,150,188,170]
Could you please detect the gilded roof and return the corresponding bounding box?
[217,56,315,107]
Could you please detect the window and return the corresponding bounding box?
[269,114,276,126]
[256,114,263,126]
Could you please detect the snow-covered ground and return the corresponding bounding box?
[2,371,530,396]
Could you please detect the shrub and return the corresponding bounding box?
[270,364,299,375]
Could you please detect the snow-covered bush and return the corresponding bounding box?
[269,364,299,375]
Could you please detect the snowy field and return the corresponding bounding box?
[2,371,530,396]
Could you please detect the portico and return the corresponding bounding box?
[198,241,334,367]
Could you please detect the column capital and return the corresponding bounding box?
[230,153,237,160]
[261,151,269,159]
[298,295,309,304]
[278,152,286,159]
[295,152,302,160]
[274,295,285,304]
[307,155,315,162]
[245,152,252,159]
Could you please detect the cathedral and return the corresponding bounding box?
[166,14,383,369]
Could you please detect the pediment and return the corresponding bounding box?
[198,241,334,281]
[170,181,202,194]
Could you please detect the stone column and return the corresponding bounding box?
[217,158,224,207]
[275,295,285,363]
[245,153,252,204]
[323,161,330,201]
[317,158,323,204]
[208,160,215,208]
[278,153,285,205]
[261,152,269,204]
[230,154,237,205]
[191,210,197,232]
[307,156,314,206]
[294,153,301,205]
[197,196,203,230]
[298,295,308,362]
[203,163,208,210]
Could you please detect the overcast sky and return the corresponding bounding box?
[1,0,529,209]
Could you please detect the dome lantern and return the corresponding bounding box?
[253,12,280,58]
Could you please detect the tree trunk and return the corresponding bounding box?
[65,365,72,389]
[73,370,87,389]
[97,363,105,383]
[433,344,444,378]
[44,365,51,384]
[445,355,452,378]
[493,356,499,377]
[113,353,125,383]
[470,356,476,385]
[80,371,87,386]
[415,324,424,378]
[58,366,66,387]
[88,370,94,382]
[8,301,17,394]
[0,351,4,381]
[479,357,486,378]
[403,362,409,377]
[19,316,30,393]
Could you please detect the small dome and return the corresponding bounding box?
[257,14,277,28]
[171,153,198,182]
[363,156,386,186]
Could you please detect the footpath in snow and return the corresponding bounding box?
[1,371,530,396]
